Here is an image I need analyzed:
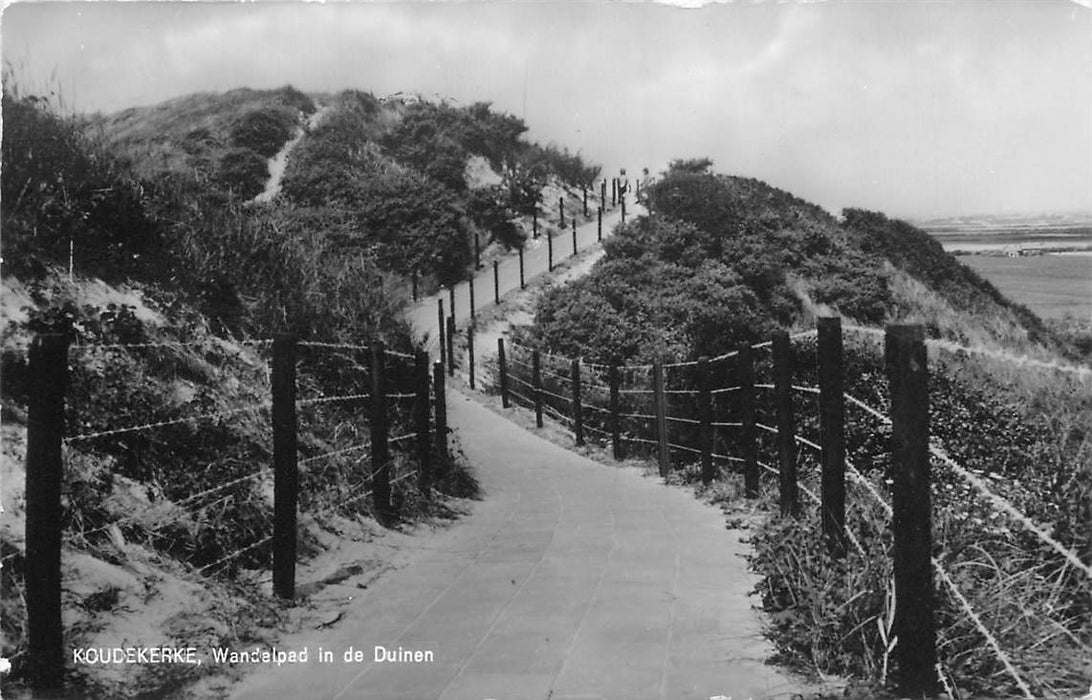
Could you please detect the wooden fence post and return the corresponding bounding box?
[433,360,448,473]
[547,230,554,272]
[446,316,456,377]
[493,260,500,305]
[532,350,544,428]
[887,324,938,696]
[772,331,799,518]
[571,218,577,257]
[272,334,298,600]
[612,178,617,207]
[25,333,67,690]
[698,356,713,486]
[437,299,446,369]
[498,338,510,408]
[474,233,482,270]
[572,359,584,446]
[468,270,476,320]
[597,206,603,241]
[448,285,456,321]
[583,187,588,218]
[621,194,626,223]
[371,341,391,523]
[739,344,758,498]
[817,317,847,555]
[467,322,476,390]
[533,210,538,239]
[653,358,670,477]
[415,350,431,492]
[609,364,622,460]
[519,246,526,289]
[559,196,565,227]
[600,180,607,210]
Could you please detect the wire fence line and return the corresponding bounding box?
[20,331,454,683]
[843,323,1092,378]
[478,320,1086,696]
[65,403,272,443]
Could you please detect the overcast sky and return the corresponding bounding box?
[3,1,1090,219]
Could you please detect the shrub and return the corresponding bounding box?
[1,88,161,281]
[216,147,268,199]
[230,108,297,158]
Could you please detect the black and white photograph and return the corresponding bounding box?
[1,1,1090,698]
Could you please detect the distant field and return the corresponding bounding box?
[959,253,1092,321]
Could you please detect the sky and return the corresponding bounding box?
[2,0,1090,220]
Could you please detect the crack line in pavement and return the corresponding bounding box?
[437,482,565,697]
[546,503,619,697]
[657,505,683,700]
[330,486,525,699]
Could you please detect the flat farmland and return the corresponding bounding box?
[960,253,1092,320]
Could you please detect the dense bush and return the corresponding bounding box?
[842,208,1052,344]
[230,108,298,158]
[216,147,268,199]
[519,143,600,189]
[1,89,161,281]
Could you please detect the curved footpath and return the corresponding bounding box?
[232,205,805,699]
[232,392,803,700]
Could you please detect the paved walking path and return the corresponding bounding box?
[232,392,802,700]
[407,205,627,350]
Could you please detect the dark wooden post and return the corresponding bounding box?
[371,340,391,523]
[653,358,670,477]
[446,315,456,376]
[817,317,847,555]
[600,180,607,210]
[621,194,626,223]
[272,334,298,599]
[571,218,577,257]
[467,322,476,390]
[411,271,418,302]
[597,206,603,241]
[433,360,448,472]
[559,196,565,227]
[698,356,714,486]
[609,364,622,459]
[518,246,526,289]
[25,334,67,690]
[415,350,431,492]
[887,324,938,696]
[583,187,588,217]
[448,285,456,321]
[437,299,446,369]
[739,344,758,498]
[572,359,584,446]
[773,331,799,518]
[612,178,617,207]
[533,209,538,239]
[498,338,510,408]
[493,260,500,304]
[532,350,544,428]
[468,270,476,320]
[547,230,554,272]
[474,232,482,269]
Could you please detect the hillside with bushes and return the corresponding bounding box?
[527,158,1059,365]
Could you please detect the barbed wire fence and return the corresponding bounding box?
[465,317,1090,698]
[18,333,450,688]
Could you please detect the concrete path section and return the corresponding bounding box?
[407,205,628,352]
[231,392,802,700]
